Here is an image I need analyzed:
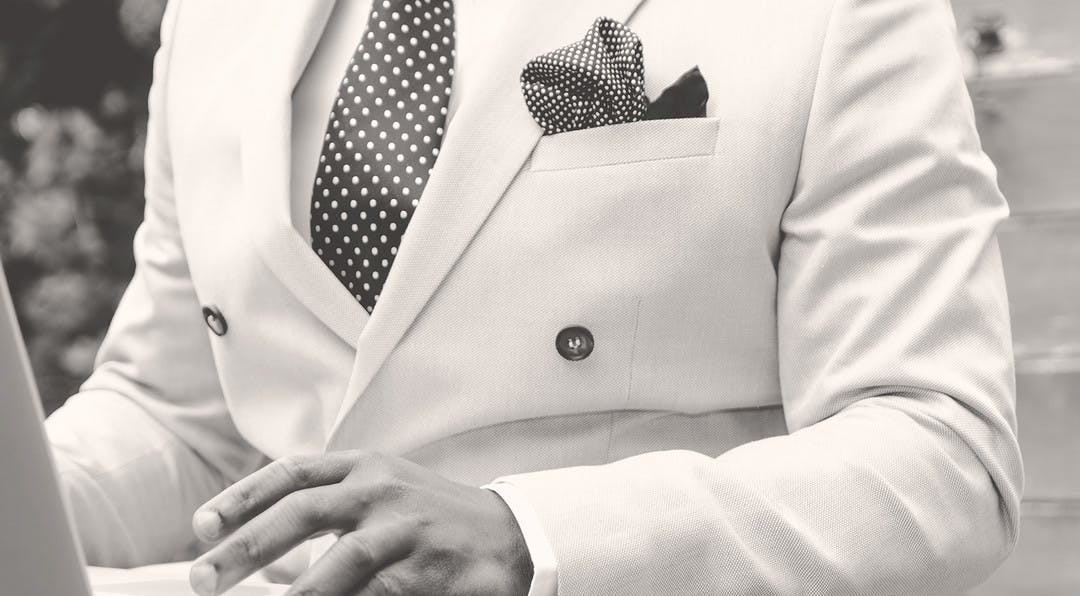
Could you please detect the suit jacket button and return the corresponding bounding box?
[202,305,228,337]
[556,326,594,361]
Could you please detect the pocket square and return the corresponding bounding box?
[521,18,709,135]
[643,66,709,121]
[521,17,648,135]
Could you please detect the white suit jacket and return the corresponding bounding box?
[46,0,1024,593]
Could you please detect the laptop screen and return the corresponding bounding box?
[0,260,94,596]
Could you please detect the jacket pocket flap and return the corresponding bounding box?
[528,117,721,172]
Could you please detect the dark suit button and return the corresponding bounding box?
[556,326,593,361]
[202,305,228,337]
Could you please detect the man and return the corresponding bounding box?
[45,0,1023,594]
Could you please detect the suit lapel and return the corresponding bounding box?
[239,0,368,348]
[328,0,650,440]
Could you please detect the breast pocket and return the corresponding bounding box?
[526,117,721,172]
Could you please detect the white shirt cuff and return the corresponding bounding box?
[483,481,558,596]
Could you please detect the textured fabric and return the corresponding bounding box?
[46,0,1021,593]
[521,17,647,135]
[311,0,455,312]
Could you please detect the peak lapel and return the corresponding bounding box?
[239,0,368,348]
[327,0,650,442]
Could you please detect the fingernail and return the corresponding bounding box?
[193,510,222,541]
[190,562,218,596]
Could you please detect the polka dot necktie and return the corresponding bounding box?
[311,0,455,313]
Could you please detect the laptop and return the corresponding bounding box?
[0,260,286,595]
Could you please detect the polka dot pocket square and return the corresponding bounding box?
[521,17,709,136]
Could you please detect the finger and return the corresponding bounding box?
[284,518,416,596]
[193,452,358,542]
[190,485,353,596]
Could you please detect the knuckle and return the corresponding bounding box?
[229,532,262,564]
[367,474,405,503]
[234,485,254,510]
[349,455,403,494]
[338,532,377,568]
[366,570,406,596]
[276,455,315,486]
[220,484,255,521]
[425,540,461,566]
[369,465,396,487]
[349,450,381,473]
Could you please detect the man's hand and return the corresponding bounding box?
[188,451,533,596]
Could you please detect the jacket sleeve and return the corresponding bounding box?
[45,0,265,567]
[488,0,1023,592]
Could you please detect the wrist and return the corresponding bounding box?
[484,487,534,596]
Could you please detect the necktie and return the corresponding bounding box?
[312,0,455,313]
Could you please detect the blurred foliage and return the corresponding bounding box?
[0,0,167,412]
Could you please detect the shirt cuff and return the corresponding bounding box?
[483,481,558,596]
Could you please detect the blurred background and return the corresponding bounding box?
[0,0,167,410]
[0,0,1076,592]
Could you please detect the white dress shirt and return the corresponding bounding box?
[289,1,556,593]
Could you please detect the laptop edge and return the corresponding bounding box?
[0,259,95,596]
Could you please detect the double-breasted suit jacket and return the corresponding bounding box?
[47,0,1023,592]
